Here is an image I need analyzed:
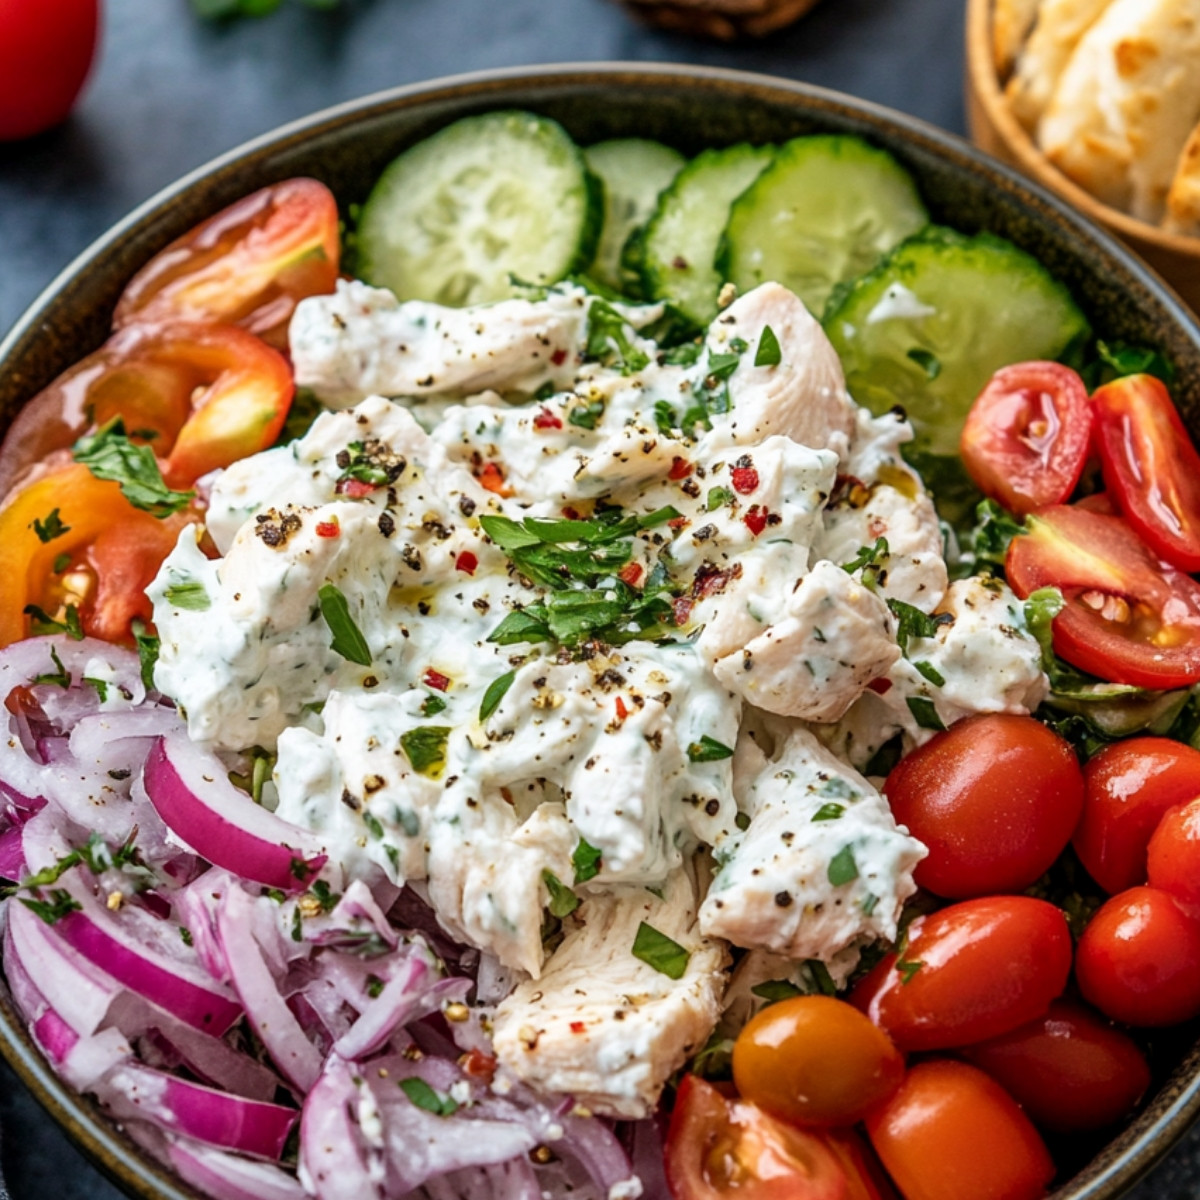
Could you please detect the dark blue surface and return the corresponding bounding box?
[0,0,1198,1196]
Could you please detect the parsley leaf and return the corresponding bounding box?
[631,920,690,980]
[31,509,70,543]
[73,419,193,518]
[907,696,946,731]
[585,300,650,375]
[887,598,952,655]
[131,619,160,691]
[572,838,603,884]
[687,735,734,763]
[400,726,451,777]
[398,1076,458,1117]
[33,645,71,688]
[913,660,946,687]
[421,693,447,717]
[19,888,81,926]
[966,499,1026,568]
[24,604,83,640]
[754,326,782,368]
[163,580,211,611]
[479,670,516,722]
[751,979,803,1003]
[812,803,845,822]
[706,486,733,512]
[543,870,581,918]
[318,583,372,666]
[654,400,677,434]
[827,845,859,887]
[906,347,941,380]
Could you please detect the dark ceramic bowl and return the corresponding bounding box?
[1,62,1199,1200]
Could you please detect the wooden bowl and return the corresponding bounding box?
[965,0,1200,312]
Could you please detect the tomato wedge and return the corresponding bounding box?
[0,322,293,496]
[0,463,196,647]
[113,178,340,348]
[1091,373,1200,573]
[960,361,1092,516]
[1006,503,1200,688]
[665,1074,855,1200]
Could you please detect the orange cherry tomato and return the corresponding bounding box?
[664,1074,851,1200]
[849,896,1072,1052]
[865,1059,1054,1200]
[1073,737,1200,895]
[1147,797,1200,910]
[1006,503,1200,689]
[960,999,1150,1133]
[0,463,196,647]
[960,361,1092,517]
[1091,374,1200,573]
[732,995,904,1128]
[883,714,1083,899]
[0,322,293,496]
[1075,885,1200,1027]
[113,179,340,348]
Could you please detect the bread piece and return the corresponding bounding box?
[993,0,1043,75]
[1165,122,1200,236]
[1039,0,1200,222]
[1005,0,1113,131]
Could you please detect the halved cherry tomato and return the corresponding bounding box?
[0,322,293,496]
[664,1074,850,1200]
[732,995,904,1128]
[1006,503,1200,688]
[1148,798,1200,911]
[1073,737,1200,895]
[960,361,1092,517]
[1075,885,1200,1027]
[849,896,1072,1052]
[960,999,1150,1132]
[113,179,340,348]
[1091,374,1200,573]
[884,713,1083,898]
[0,463,196,646]
[864,1059,1055,1200]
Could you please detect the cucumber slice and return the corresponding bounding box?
[720,135,928,318]
[638,144,774,328]
[824,227,1091,460]
[584,139,686,294]
[357,111,601,307]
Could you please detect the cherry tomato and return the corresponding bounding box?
[1073,737,1200,895]
[0,322,293,497]
[884,714,1083,898]
[1091,374,1200,573]
[1147,798,1200,910]
[865,1059,1055,1200]
[1006,503,1200,689]
[849,896,1072,1052]
[732,995,904,1128]
[960,361,1092,517]
[664,1074,850,1200]
[0,463,197,647]
[113,179,341,348]
[1075,885,1200,1027]
[960,1000,1150,1132]
[0,0,98,142]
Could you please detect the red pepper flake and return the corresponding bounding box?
[476,461,512,496]
[550,347,568,366]
[335,478,377,498]
[532,406,563,431]
[615,696,629,721]
[668,516,690,532]
[569,1021,587,1034]
[562,506,582,520]
[423,669,450,692]
[455,550,478,575]
[743,506,769,536]
[692,562,742,599]
[315,520,340,539]
[668,456,692,481]
[618,562,644,587]
[867,677,893,695]
[673,597,694,626]
[731,464,759,495]
[460,1049,497,1082]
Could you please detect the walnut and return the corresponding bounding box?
[615,0,822,40]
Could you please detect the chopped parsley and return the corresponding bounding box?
[906,347,941,380]
[585,300,650,375]
[24,604,83,640]
[706,486,734,512]
[336,439,406,487]
[33,645,71,688]
[687,735,734,763]
[568,398,606,430]
[827,845,859,888]
[913,660,946,688]
[543,870,581,918]
[751,979,803,1004]
[906,696,946,731]
[631,920,690,980]
[896,956,924,985]
[399,1076,458,1117]
[804,958,838,996]
[131,619,160,691]
[812,803,845,822]
[421,693,447,717]
[479,670,515,722]
[887,598,952,655]
[400,726,451,778]
[163,580,211,611]
[572,838,602,884]
[754,325,782,368]
[317,583,372,666]
[31,509,70,543]
[73,418,193,517]
[19,888,81,926]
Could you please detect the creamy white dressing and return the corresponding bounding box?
[149,279,1049,1116]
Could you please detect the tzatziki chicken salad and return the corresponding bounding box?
[4,110,1200,1200]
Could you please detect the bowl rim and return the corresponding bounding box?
[2,59,1200,1200]
[964,0,1200,259]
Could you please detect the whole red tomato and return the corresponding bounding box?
[0,0,100,141]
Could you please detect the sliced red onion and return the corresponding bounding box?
[424,1159,543,1200]
[166,1136,308,1200]
[0,823,24,879]
[298,1057,383,1200]
[215,884,322,1092]
[144,734,327,891]
[304,880,398,951]
[96,1062,297,1159]
[331,950,442,1061]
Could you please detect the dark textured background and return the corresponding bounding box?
[0,0,1197,1196]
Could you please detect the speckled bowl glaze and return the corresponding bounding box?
[1,63,1200,1200]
